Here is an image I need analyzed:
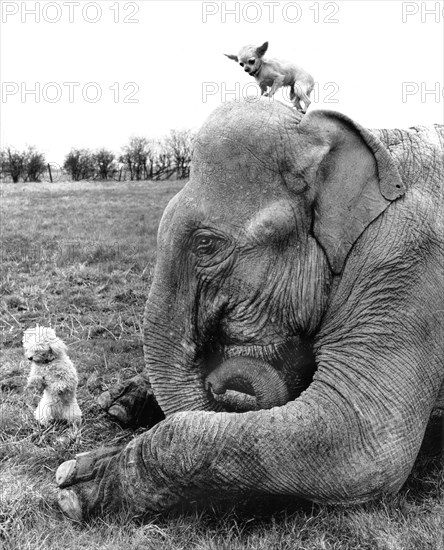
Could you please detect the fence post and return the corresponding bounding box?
[47,163,53,183]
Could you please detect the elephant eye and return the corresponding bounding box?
[193,234,218,256]
[190,230,233,266]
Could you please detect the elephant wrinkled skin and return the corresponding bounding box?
[56,99,444,521]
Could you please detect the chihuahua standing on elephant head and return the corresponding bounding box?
[56,99,444,522]
[225,41,315,113]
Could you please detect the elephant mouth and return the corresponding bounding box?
[203,337,315,411]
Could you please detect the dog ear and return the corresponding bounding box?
[48,338,68,357]
[256,41,268,57]
[224,53,239,62]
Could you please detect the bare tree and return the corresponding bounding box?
[153,145,174,180]
[94,149,115,180]
[0,149,8,182]
[145,140,159,180]
[2,147,25,183]
[121,136,157,181]
[0,146,47,182]
[63,148,95,181]
[23,146,46,182]
[164,129,194,179]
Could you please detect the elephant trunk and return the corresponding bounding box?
[144,281,222,416]
[205,356,290,409]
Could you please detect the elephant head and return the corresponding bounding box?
[143,99,405,417]
[59,101,443,520]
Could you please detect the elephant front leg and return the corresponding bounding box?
[56,387,417,521]
[56,418,199,520]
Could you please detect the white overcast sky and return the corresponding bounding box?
[1,0,443,164]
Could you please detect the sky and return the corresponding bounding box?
[1,0,443,164]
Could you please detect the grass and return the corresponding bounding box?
[1,179,444,550]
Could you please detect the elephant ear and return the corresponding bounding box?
[297,111,405,274]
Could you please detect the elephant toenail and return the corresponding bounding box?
[56,459,77,487]
[58,489,83,522]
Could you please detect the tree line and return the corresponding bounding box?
[0,129,194,183]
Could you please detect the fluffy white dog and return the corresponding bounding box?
[23,325,82,425]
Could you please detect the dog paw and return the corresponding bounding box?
[98,375,164,428]
[27,379,45,393]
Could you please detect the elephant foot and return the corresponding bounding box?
[56,446,123,521]
[98,375,164,428]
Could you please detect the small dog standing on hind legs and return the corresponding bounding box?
[225,41,314,114]
[23,325,82,425]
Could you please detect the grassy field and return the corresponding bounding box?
[1,179,443,550]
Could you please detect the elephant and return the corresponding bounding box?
[56,98,444,521]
